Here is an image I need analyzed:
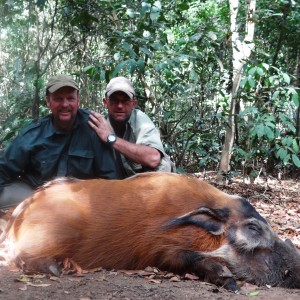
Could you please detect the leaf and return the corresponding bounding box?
[256,67,264,76]
[292,93,299,107]
[292,154,300,168]
[240,78,247,88]
[126,8,135,18]
[140,47,153,56]
[141,2,151,15]
[189,33,202,42]
[256,124,265,138]
[248,67,257,76]
[261,63,270,71]
[247,78,255,88]
[136,59,145,73]
[282,73,290,84]
[184,273,199,280]
[121,269,154,276]
[247,291,260,296]
[287,123,296,133]
[83,66,95,74]
[153,0,162,10]
[128,59,136,74]
[292,139,299,153]
[177,3,189,10]
[112,61,127,77]
[143,30,151,38]
[150,9,160,21]
[283,153,291,164]
[113,52,120,61]
[147,278,162,284]
[26,282,51,287]
[265,126,274,141]
[206,31,217,41]
[272,91,279,100]
[16,275,31,283]
[170,276,181,282]
[276,148,287,160]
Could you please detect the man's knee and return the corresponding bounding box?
[0,181,35,209]
[156,156,176,173]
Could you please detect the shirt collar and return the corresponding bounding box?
[44,110,84,137]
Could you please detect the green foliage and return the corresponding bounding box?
[1,0,300,176]
[237,62,300,174]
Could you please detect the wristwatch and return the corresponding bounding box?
[107,134,117,145]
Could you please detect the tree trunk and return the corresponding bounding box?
[295,51,300,137]
[217,0,256,182]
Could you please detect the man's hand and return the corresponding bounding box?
[88,111,112,143]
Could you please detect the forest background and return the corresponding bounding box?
[0,0,299,180]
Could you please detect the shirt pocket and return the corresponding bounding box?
[31,152,59,179]
[67,149,95,178]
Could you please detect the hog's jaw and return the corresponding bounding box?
[204,218,300,288]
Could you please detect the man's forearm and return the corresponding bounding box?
[112,137,161,169]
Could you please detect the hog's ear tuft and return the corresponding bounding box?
[164,207,229,235]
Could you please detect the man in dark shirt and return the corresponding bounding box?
[0,75,118,208]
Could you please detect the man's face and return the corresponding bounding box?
[104,91,137,123]
[46,86,80,131]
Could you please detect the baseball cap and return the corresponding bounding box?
[46,75,79,93]
[105,77,135,99]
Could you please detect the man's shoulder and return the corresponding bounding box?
[78,108,91,116]
[130,109,153,125]
[77,108,91,121]
[20,115,50,135]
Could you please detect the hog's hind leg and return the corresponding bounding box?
[14,254,61,276]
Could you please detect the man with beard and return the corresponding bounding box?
[89,76,175,178]
[0,75,119,209]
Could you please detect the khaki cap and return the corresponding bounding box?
[46,75,79,93]
[105,77,135,99]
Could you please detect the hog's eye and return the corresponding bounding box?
[247,223,261,234]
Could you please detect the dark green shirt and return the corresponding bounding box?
[0,109,119,190]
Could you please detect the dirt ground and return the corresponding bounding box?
[0,173,300,300]
[1,267,300,300]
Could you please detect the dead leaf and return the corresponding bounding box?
[184,273,199,280]
[120,269,154,276]
[49,276,60,281]
[147,278,161,284]
[164,272,176,279]
[144,266,154,272]
[26,282,51,287]
[15,275,32,283]
[170,276,181,282]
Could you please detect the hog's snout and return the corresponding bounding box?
[274,239,300,288]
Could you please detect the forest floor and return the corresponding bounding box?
[0,173,300,300]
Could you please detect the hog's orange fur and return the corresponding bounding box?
[3,172,242,272]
